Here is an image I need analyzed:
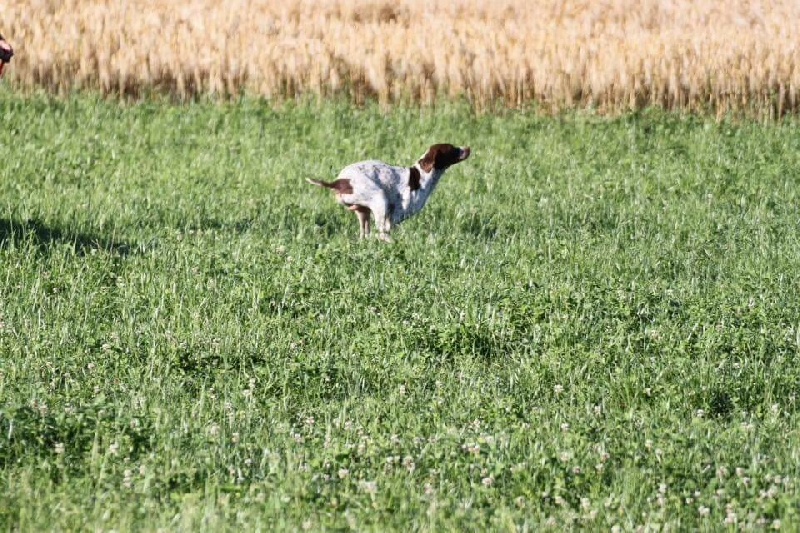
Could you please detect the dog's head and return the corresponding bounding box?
[418,144,470,173]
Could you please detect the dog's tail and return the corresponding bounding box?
[306,178,332,188]
[307,178,353,196]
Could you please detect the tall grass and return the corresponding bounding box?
[4,0,800,116]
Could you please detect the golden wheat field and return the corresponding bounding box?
[4,0,800,116]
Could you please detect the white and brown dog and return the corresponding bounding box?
[308,143,470,241]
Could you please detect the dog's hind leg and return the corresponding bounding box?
[350,205,371,239]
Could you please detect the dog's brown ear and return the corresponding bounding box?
[409,167,421,191]
[419,150,435,173]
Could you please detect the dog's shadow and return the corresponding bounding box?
[0,218,136,257]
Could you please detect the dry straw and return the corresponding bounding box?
[4,0,800,117]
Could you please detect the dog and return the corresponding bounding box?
[0,33,13,79]
[307,143,470,241]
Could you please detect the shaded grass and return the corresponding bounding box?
[1,93,800,530]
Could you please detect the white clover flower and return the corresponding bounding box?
[34,401,49,416]
[463,443,481,456]
[122,469,133,489]
[359,480,378,494]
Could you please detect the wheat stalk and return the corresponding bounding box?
[4,0,799,116]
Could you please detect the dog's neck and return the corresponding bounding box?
[410,163,446,193]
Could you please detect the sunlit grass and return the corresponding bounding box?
[1,94,800,530]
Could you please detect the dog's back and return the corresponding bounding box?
[338,160,406,192]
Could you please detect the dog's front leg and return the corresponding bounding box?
[379,218,393,243]
[370,203,393,243]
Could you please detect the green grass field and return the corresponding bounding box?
[2,93,800,531]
